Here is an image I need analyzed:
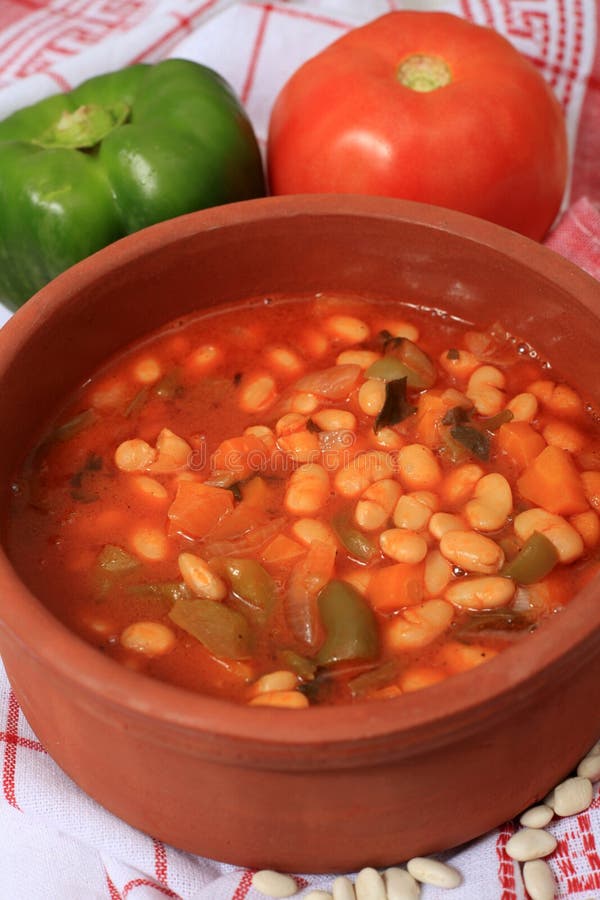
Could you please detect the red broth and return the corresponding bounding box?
[7,294,600,706]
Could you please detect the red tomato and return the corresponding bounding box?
[267,12,568,241]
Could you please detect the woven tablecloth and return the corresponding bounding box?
[0,2,599,897]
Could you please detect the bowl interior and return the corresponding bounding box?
[0,194,599,754]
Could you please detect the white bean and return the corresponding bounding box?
[178,552,227,601]
[522,859,556,900]
[466,364,505,415]
[513,508,584,564]
[251,870,298,898]
[131,527,168,562]
[406,857,462,889]
[120,621,175,657]
[577,755,600,782]
[115,438,156,472]
[133,356,161,384]
[305,892,333,900]
[384,867,421,900]
[465,472,512,532]
[354,867,386,900]
[504,828,557,861]
[551,776,593,817]
[519,804,554,829]
[253,670,298,694]
[332,876,356,900]
[325,314,370,344]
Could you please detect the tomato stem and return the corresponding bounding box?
[397,54,451,92]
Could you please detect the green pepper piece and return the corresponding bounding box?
[315,580,379,666]
[212,557,275,624]
[47,408,96,443]
[0,59,266,308]
[455,607,534,635]
[95,543,140,597]
[332,513,378,562]
[124,387,149,418]
[381,337,437,389]
[153,368,182,400]
[97,544,139,573]
[501,531,559,584]
[128,581,191,603]
[366,357,412,382]
[278,649,317,681]
[169,596,252,660]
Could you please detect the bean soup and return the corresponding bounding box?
[7,294,600,706]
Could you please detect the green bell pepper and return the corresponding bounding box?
[501,531,559,584]
[315,580,380,666]
[0,59,266,308]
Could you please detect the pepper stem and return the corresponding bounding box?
[397,54,452,92]
[36,101,130,150]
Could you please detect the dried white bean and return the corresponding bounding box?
[304,892,333,900]
[384,867,421,899]
[355,867,386,900]
[523,859,556,900]
[332,876,356,900]
[251,870,298,898]
[520,804,554,829]
[578,752,600,783]
[406,857,462,889]
[504,828,557,861]
[552,776,593,817]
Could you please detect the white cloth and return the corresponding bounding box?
[0,2,599,897]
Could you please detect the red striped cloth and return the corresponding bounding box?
[0,3,599,898]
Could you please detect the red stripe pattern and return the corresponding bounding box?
[2,690,22,811]
[459,0,588,113]
[0,4,598,898]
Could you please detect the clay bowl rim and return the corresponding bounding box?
[1,194,600,763]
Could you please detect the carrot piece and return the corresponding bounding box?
[211,434,267,480]
[241,475,272,508]
[517,445,588,515]
[496,421,546,472]
[366,562,424,613]
[260,534,305,567]
[167,481,234,538]
[204,500,266,543]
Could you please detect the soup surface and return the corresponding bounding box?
[7,294,600,706]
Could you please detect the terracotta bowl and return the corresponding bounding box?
[0,195,599,874]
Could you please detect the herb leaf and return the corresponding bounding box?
[374,377,417,433]
[480,408,514,432]
[442,406,490,461]
[450,424,490,461]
